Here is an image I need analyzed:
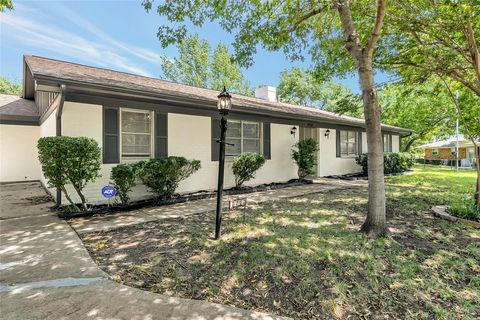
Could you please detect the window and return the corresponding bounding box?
[225,120,261,156]
[451,147,457,156]
[432,148,438,155]
[120,109,153,160]
[383,134,391,152]
[340,130,359,157]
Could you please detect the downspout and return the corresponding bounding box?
[55,84,67,207]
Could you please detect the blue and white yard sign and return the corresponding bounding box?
[101,185,116,199]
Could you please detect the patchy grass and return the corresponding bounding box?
[81,165,479,319]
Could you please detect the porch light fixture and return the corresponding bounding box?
[324,129,331,139]
[214,87,232,240]
[217,86,232,115]
[290,126,297,136]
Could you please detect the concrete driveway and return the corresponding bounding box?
[0,182,288,320]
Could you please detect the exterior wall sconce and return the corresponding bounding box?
[324,129,331,139]
[290,126,297,136]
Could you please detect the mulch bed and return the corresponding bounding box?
[326,170,411,181]
[59,179,312,219]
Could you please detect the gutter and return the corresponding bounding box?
[55,84,67,207]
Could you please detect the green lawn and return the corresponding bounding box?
[82,165,479,319]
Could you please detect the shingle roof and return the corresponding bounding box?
[0,94,38,124]
[418,137,476,148]
[24,55,412,133]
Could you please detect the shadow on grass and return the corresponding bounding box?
[81,185,480,319]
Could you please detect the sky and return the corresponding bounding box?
[1,0,390,93]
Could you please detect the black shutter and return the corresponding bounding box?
[336,130,341,158]
[389,134,393,152]
[357,132,363,155]
[103,107,119,164]
[263,123,271,160]
[211,118,221,161]
[155,112,168,158]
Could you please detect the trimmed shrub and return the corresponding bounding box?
[110,164,137,205]
[37,136,101,211]
[291,138,319,179]
[232,152,266,188]
[356,152,416,175]
[136,157,201,200]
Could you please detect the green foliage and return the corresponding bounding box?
[37,136,101,210]
[0,0,14,12]
[160,34,252,95]
[232,152,266,188]
[136,157,201,200]
[277,67,358,113]
[110,164,137,206]
[384,1,479,97]
[291,138,319,179]
[356,152,416,175]
[379,80,456,151]
[449,200,480,222]
[0,77,21,95]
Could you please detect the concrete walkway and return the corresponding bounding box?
[71,178,362,234]
[0,182,290,320]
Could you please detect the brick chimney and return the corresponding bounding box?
[255,86,277,102]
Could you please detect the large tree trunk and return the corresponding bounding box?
[336,0,388,237]
[475,141,480,209]
[358,57,388,237]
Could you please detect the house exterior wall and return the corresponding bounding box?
[318,129,362,176]
[0,99,407,204]
[54,102,300,204]
[425,147,467,160]
[0,124,41,182]
[39,109,58,197]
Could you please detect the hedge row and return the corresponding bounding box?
[355,152,416,175]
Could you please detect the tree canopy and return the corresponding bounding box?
[160,34,252,95]
[0,77,22,96]
[277,67,356,110]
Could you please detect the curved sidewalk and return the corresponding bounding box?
[0,182,288,320]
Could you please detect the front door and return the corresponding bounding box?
[299,127,319,177]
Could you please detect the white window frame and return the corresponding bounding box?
[225,120,263,157]
[120,108,154,162]
[431,148,439,155]
[383,134,391,153]
[340,130,359,158]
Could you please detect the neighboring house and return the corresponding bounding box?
[419,136,478,167]
[0,56,412,205]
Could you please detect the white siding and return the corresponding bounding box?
[39,108,59,198]
[0,125,41,182]
[318,129,362,177]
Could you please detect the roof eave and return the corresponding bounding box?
[32,73,413,134]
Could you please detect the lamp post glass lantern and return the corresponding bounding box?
[215,87,232,240]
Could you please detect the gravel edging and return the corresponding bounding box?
[431,205,480,228]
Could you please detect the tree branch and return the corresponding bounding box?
[366,0,387,57]
[335,0,363,61]
[465,19,480,83]
[286,6,327,33]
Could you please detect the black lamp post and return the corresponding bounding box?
[215,86,232,240]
